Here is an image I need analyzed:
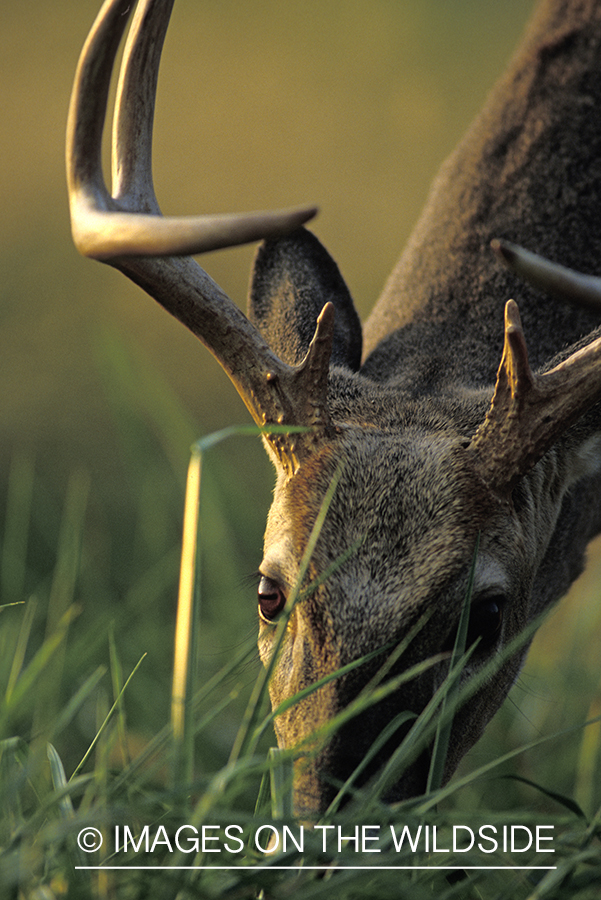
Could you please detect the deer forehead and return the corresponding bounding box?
[261,426,517,609]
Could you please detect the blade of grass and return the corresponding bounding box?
[222,651,447,821]
[326,710,418,815]
[251,639,398,749]
[412,630,588,815]
[228,461,345,766]
[93,689,111,900]
[170,424,310,793]
[110,638,256,796]
[71,653,146,781]
[0,605,80,734]
[1,452,35,607]
[50,666,107,741]
[322,612,437,815]
[188,657,445,823]
[32,469,90,740]
[575,686,601,817]
[254,759,272,817]
[170,444,202,791]
[0,737,29,841]
[269,746,294,819]
[47,743,75,819]
[500,773,587,819]
[4,596,37,705]
[426,533,479,795]
[377,712,601,829]
[367,604,553,810]
[47,743,92,881]
[108,625,130,769]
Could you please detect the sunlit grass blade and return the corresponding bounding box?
[171,444,202,791]
[169,425,294,793]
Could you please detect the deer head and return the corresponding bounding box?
[67,0,601,814]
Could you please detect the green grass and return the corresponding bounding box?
[1,341,600,899]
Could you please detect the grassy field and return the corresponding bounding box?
[1,404,600,898]
[2,0,601,896]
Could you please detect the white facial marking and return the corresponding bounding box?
[473,554,509,596]
[570,433,601,483]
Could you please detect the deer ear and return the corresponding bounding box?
[248,227,362,370]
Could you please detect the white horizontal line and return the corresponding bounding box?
[75,865,557,871]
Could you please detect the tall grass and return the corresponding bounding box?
[0,339,600,899]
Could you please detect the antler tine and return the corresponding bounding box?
[67,0,317,260]
[66,0,130,225]
[471,299,601,493]
[111,0,172,215]
[491,238,601,313]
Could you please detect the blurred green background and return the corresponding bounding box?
[2,0,600,811]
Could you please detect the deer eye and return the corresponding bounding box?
[258,575,287,623]
[466,595,504,650]
[443,594,505,654]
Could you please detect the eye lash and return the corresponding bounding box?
[242,570,263,589]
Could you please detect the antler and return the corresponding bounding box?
[471,299,601,493]
[66,0,333,474]
[491,239,601,313]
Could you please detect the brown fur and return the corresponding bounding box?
[68,0,601,815]
[250,0,601,813]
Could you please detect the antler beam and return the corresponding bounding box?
[66,0,332,474]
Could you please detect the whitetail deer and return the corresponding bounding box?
[68,0,601,814]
